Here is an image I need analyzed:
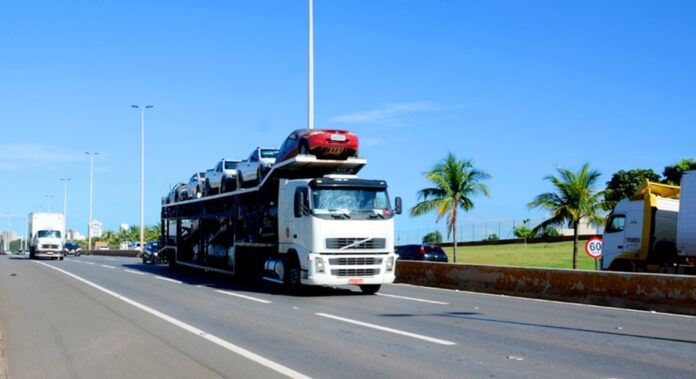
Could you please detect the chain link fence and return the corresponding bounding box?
[396,218,604,245]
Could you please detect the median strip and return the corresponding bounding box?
[35,261,311,379]
[315,313,457,346]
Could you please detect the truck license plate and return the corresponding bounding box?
[348,278,364,285]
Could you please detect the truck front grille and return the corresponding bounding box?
[326,238,386,250]
[329,257,382,266]
[331,268,380,277]
[40,244,60,249]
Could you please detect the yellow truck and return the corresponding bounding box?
[602,170,696,273]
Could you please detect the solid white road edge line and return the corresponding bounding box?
[315,313,457,346]
[214,290,272,304]
[124,269,146,276]
[376,293,449,305]
[36,261,311,379]
[154,276,183,284]
[100,264,116,269]
[392,283,696,319]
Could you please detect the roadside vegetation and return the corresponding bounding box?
[442,241,599,270]
[411,157,695,270]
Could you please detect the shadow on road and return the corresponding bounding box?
[119,262,362,298]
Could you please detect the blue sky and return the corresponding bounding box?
[1,1,694,242]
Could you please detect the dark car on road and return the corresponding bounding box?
[141,241,164,264]
[395,244,449,262]
[64,242,82,256]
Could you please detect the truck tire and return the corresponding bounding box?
[257,166,263,184]
[360,285,380,295]
[609,259,633,272]
[237,173,244,189]
[29,248,35,259]
[283,254,302,291]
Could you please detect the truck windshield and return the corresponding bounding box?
[37,230,62,238]
[224,161,237,169]
[311,188,390,217]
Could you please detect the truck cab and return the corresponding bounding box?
[31,229,65,260]
[275,175,401,293]
[602,182,680,271]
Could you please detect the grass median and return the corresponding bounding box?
[442,241,600,270]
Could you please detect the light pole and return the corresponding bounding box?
[45,195,54,213]
[85,152,99,250]
[308,0,314,130]
[61,178,71,239]
[132,104,153,252]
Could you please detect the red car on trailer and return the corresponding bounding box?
[276,129,359,162]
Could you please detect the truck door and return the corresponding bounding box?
[603,214,627,269]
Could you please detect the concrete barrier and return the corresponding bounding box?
[395,261,696,316]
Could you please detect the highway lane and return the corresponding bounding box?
[1,255,695,379]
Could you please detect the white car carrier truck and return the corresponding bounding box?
[602,170,696,274]
[161,155,402,293]
[28,212,66,260]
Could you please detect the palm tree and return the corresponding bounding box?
[410,153,490,263]
[528,163,604,269]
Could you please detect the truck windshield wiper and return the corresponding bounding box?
[368,212,385,219]
[328,209,351,219]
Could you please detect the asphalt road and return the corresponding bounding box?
[1,254,694,379]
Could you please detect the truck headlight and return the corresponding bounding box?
[386,256,395,272]
[315,257,325,273]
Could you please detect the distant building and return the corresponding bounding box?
[558,217,604,236]
[67,229,85,241]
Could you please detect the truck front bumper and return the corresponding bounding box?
[301,253,396,286]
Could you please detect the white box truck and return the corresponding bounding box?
[602,170,696,273]
[28,212,65,260]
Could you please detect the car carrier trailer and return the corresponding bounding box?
[161,155,402,294]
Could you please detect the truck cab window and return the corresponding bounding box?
[605,215,626,233]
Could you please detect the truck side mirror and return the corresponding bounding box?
[294,191,306,218]
[394,197,402,215]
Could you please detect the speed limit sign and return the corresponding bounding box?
[585,237,602,259]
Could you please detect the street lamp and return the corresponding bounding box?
[85,152,99,250]
[45,195,54,213]
[61,178,71,239]
[132,104,153,252]
[308,0,314,130]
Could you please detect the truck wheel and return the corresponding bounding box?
[237,173,244,189]
[142,256,147,264]
[221,180,227,193]
[609,259,632,272]
[59,257,64,261]
[30,249,35,259]
[360,285,380,295]
[257,166,263,184]
[283,254,302,290]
